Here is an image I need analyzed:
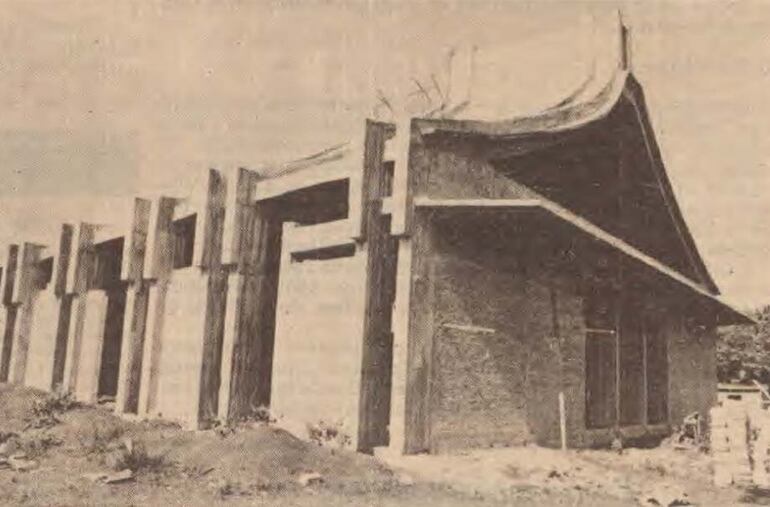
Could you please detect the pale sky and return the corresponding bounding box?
[0,1,768,310]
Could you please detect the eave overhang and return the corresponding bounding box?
[410,68,721,297]
[414,197,754,327]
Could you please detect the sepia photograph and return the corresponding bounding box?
[0,1,768,505]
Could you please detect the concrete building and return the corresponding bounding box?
[0,22,752,455]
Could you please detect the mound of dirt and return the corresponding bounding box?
[0,384,400,505]
[161,426,396,494]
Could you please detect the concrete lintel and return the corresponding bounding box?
[282,219,354,255]
[254,161,352,203]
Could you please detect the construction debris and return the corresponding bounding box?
[297,472,323,487]
[104,469,134,484]
[8,454,38,472]
[81,472,109,483]
[82,469,134,484]
[637,484,691,506]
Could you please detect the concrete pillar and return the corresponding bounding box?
[24,290,59,391]
[387,237,413,454]
[25,224,74,392]
[8,242,46,385]
[136,196,179,417]
[114,198,152,414]
[0,244,19,382]
[72,290,110,403]
[62,223,98,393]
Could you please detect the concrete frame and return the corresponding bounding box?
[0,66,751,456]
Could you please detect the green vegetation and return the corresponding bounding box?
[717,305,770,384]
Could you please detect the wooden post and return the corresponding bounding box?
[559,391,567,451]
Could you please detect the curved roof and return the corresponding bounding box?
[415,64,721,297]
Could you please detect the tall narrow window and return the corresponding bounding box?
[619,309,645,425]
[584,284,618,429]
[586,331,617,428]
[645,323,668,424]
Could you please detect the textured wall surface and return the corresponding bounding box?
[428,235,586,452]
[271,252,366,446]
[668,319,717,427]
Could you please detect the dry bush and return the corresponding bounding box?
[78,422,125,455]
[106,439,169,474]
[307,420,351,448]
[25,389,78,430]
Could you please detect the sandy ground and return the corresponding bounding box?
[379,443,751,506]
[0,384,762,506]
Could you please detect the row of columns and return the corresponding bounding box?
[0,165,268,430]
[0,117,424,453]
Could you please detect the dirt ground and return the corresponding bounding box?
[0,384,761,506]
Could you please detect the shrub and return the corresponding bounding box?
[245,405,274,424]
[307,420,351,448]
[106,439,169,474]
[25,389,78,429]
[78,422,125,454]
[19,432,62,458]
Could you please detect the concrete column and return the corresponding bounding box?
[114,198,152,414]
[61,223,98,393]
[72,291,110,403]
[8,242,46,384]
[0,245,19,382]
[387,237,413,454]
[25,224,74,392]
